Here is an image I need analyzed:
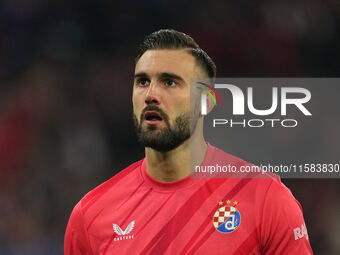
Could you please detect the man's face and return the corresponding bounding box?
[132,49,202,152]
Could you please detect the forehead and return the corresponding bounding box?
[135,49,199,79]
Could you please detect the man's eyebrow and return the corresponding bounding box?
[134,72,184,82]
[159,72,184,82]
[134,72,149,79]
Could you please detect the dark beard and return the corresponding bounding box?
[133,105,198,152]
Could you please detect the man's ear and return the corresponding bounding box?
[198,91,215,117]
[195,79,217,116]
[205,91,215,115]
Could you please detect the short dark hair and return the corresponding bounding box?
[135,29,216,78]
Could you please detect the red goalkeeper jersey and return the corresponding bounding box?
[65,144,313,254]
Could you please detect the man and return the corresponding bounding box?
[65,29,313,254]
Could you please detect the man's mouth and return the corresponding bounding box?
[143,111,163,125]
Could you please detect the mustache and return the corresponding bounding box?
[140,105,169,122]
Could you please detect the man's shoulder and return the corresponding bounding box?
[206,144,256,168]
[206,144,281,180]
[212,146,253,165]
[79,159,143,212]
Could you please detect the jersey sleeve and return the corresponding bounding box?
[260,179,313,255]
[64,201,93,255]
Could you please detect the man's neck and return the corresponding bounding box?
[145,135,207,182]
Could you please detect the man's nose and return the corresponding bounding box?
[145,82,160,105]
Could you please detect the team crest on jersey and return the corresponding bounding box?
[212,200,241,233]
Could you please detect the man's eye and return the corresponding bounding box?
[137,79,150,86]
[164,80,177,87]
